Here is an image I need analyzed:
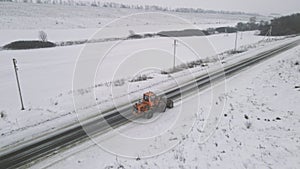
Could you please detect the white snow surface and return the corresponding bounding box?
[0,2,298,168]
[0,2,261,30]
[0,1,271,152]
[0,31,288,152]
[31,40,300,169]
[0,1,268,46]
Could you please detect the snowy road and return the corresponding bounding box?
[0,38,299,168]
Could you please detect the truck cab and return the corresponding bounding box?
[133,91,174,119]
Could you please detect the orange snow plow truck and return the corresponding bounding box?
[133,91,174,119]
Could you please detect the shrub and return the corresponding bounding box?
[260,13,300,36]
[245,121,252,129]
[3,40,56,50]
[144,33,155,38]
[157,29,208,37]
[215,27,237,33]
[0,111,6,119]
[127,34,143,39]
[113,79,125,86]
[130,75,153,82]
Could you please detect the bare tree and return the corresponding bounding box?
[129,30,135,36]
[249,16,257,24]
[39,31,47,42]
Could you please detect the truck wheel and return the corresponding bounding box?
[162,105,167,112]
[145,111,154,119]
[167,100,174,108]
[158,102,167,112]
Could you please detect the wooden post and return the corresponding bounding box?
[12,58,25,110]
[173,40,177,70]
[234,31,238,52]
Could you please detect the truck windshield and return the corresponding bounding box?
[144,95,149,102]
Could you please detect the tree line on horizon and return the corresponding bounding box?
[0,0,260,16]
[235,13,300,36]
[260,13,300,36]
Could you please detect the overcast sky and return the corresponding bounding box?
[100,0,300,15]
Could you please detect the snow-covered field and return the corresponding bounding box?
[32,40,300,169]
[0,31,287,151]
[0,2,262,30]
[1,2,299,169]
[0,3,271,145]
[0,2,268,46]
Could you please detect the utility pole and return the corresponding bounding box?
[264,25,273,41]
[234,31,238,52]
[12,58,25,110]
[173,39,177,70]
